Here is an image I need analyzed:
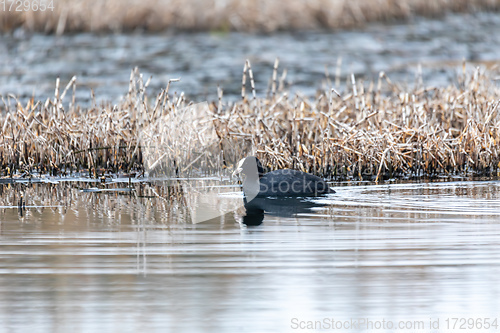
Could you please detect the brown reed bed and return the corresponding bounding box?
[1,0,500,33]
[1,62,500,182]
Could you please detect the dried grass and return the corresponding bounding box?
[1,62,500,181]
[1,0,500,33]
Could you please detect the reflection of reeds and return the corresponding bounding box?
[0,181,241,226]
[1,0,499,33]
[1,63,499,181]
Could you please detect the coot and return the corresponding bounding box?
[233,156,334,198]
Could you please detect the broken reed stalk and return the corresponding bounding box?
[1,62,500,181]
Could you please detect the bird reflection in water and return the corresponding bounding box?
[240,196,328,226]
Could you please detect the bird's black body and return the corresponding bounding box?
[257,168,333,197]
[234,156,334,198]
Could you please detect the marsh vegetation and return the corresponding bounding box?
[1,61,499,181]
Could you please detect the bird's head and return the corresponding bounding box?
[232,156,265,178]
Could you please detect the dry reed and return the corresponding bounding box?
[1,62,500,182]
[1,0,500,33]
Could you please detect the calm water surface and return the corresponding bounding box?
[1,180,500,332]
